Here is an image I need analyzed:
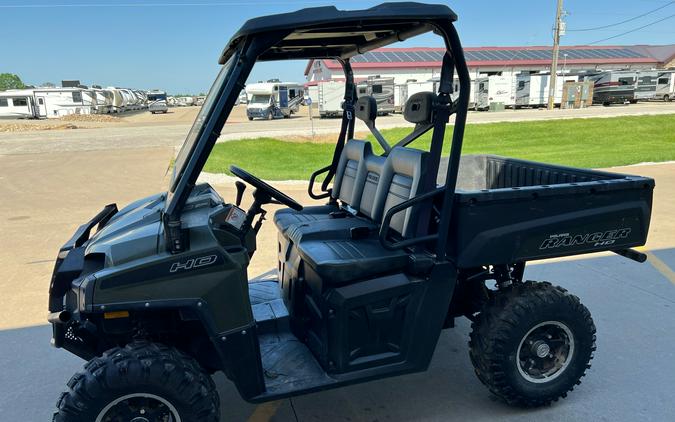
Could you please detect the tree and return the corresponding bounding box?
[0,73,25,91]
[41,81,56,88]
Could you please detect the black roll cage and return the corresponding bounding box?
[165,14,470,263]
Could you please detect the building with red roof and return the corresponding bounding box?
[305,44,675,84]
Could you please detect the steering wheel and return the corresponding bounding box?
[229,165,303,211]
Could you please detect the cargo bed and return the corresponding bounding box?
[443,155,654,267]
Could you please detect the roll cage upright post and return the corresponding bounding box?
[309,59,357,200]
[378,21,471,254]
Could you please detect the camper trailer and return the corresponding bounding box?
[484,75,517,108]
[30,88,93,118]
[318,80,345,118]
[394,84,408,113]
[0,89,38,119]
[147,90,168,114]
[472,77,489,110]
[107,88,124,113]
[634,71,659,101]
[245,82,303,120]
[655,70,675,101]
[92,89,113,114]
[357,76,395,115]
[586,70,637,105]
[516,73,579,107]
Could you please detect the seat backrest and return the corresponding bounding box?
[331,139,371,205]
[371,146,428,237]
[330,96,381,206]
[353,151,386,219]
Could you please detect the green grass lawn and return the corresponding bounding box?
[204,114,675,180]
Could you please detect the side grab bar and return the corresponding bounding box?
[379,188,445,250]
[308,165,332,200]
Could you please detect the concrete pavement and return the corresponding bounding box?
[0,111,674,421]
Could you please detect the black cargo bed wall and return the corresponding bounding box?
[454,155,619,191]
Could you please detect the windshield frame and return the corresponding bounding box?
[165,47,244,217]
[169,52,239,193]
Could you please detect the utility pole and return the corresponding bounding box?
[548,0,564,110]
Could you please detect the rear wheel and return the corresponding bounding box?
[469,281,596,407]
[664,94,670,102]
[53,341,219,422]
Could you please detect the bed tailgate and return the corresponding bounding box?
[448,176,654,268]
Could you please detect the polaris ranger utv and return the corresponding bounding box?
[49,3,654,421]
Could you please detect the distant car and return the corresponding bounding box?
[147,91,168,114]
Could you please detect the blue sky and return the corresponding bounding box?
[1,0,673,93]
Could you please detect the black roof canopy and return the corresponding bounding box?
[219,2,457,63]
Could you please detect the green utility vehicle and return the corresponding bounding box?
[49,3,654,421]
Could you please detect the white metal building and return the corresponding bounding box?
[305,44,675,85]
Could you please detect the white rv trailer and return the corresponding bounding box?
[81,89,98,113]
[484,75,517,108]
[406,80,436,98]
[176,96,195,107]
[119,89,138,110]
[245,82,303,120]
[318,81,345,118]
[107,88,125,113]
[634,70,659,101]
[0,89,38,119]
[356,77,395,115]
[584,70,637,105]
[515,73,579,107]
[473,77,489,110]
[654,70,675,101]
[30,87,94,118]
[394,84,408,113]
[147,90,168,114]
[92,89,113,114]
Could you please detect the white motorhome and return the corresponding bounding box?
[317,80,345,118]
[245,82,303,120]
[654,70,675,101]
[0,89,38,119]
[516,73,579,107]
[147,90,168,114]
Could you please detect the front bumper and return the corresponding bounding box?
[49,204,117,352]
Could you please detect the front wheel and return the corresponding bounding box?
[469,281,596,407]
[53,341,219,422]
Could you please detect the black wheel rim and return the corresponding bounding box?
[95,393,181,422]
[516,321,575,383]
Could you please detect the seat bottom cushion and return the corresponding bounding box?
[286,217,376,245]
[273,204,338,233]
[298,238,409,286]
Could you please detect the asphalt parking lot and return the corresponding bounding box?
[1,107,674,421]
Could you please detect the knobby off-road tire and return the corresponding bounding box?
[469,281,596,407]
[53,341,220,422]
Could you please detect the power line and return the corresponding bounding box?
[587,12,675,44]
[567,1,674,31]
